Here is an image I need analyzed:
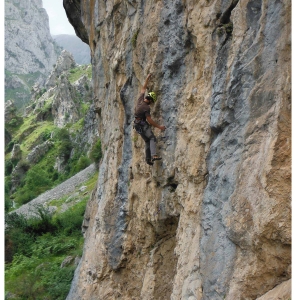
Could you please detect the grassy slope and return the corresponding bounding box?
[5,172,98,300]
[5,65,94,208]
[5,64,99,299]
[68,65,92,84]
[5,70,44,109]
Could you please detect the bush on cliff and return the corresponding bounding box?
[5,199,88,300]
[13,164,52,205]
[89,139,102,163]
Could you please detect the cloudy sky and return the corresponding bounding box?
[42,0,75,35]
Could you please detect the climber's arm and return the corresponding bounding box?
[146,115,166,131]
[141,74,152,94]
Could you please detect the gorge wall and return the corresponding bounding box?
[5,0,61,108]
[64,0,291,299]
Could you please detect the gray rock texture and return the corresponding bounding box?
[5,0,61,109]
[10,144,22,161]
[45,50,76,90]
[64,0,291,299]
[5,0,59,75]
[51,76,81,128]
[30,51,91,128]
[26,141,53,164]
[5,100,18,123]
[10,160,30,193]
[256,279,291,300]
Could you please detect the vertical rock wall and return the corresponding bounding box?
[65,0,291,299]
[5,0,61,108]
[5,0,59,75]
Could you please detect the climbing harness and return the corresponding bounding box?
[133,117,147,135]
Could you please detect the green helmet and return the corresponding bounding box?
[147,92,157,103]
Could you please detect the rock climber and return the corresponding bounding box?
[133,74,166,166]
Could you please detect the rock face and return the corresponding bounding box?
[26,141,53,164]
[5,0,59,75]
[256,279,291,300]
[65,1,291,299]
[5,100,18,124]
[30,51,87,128]
[11,144,22,161]
[5,0,61,108]
[45,50,76,89]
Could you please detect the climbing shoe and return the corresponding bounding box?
[146,159,154,166]
[151,155,162,162]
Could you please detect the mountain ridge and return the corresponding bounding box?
[5,0,61,109]
[53,34,91,65]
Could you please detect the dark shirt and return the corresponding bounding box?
[134,93,150,121]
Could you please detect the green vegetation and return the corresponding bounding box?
[216,21,233,37]
[5,172,98,299]
[5,70,43,109]
[68,65,92,83]
[69,118,84,133]
[35,88,47,100]
[9,125,93,207]
[5,59,98,211]
[13,164,52,205]
[17,120,56,157]
[81,102,89,115]
[89,139,102,163]
[5,203,85,299]
[131,29,140,48]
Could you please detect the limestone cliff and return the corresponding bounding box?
[7,51,97,198]
[64,0,291,299]
[5,0,61,108]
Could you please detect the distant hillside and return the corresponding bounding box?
[5,50,99,211]
[53,34,91,65]
[5,0,61,109]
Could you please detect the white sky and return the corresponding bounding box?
[42,0,76,35]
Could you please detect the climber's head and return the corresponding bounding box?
[145,92,157,103]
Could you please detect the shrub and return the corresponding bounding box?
[25,165,52,191]
[6,212,28,231]
[9,119,18,127]
[81,103,89,115]
[17,159,30,171]
[5,140,15,154]
[56,128,72,158]
[54,201,87,235]
[26,205,56,235]
[5,197,88,299]
[5,213,34,261]
[17,189,38,205]
[74,155,91,173]
[5,177,12,213]
[131,29,139,48]
[5,160,14,176]
[89,140,102,163]
[5,197,12,214]
[15,165,52,205]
